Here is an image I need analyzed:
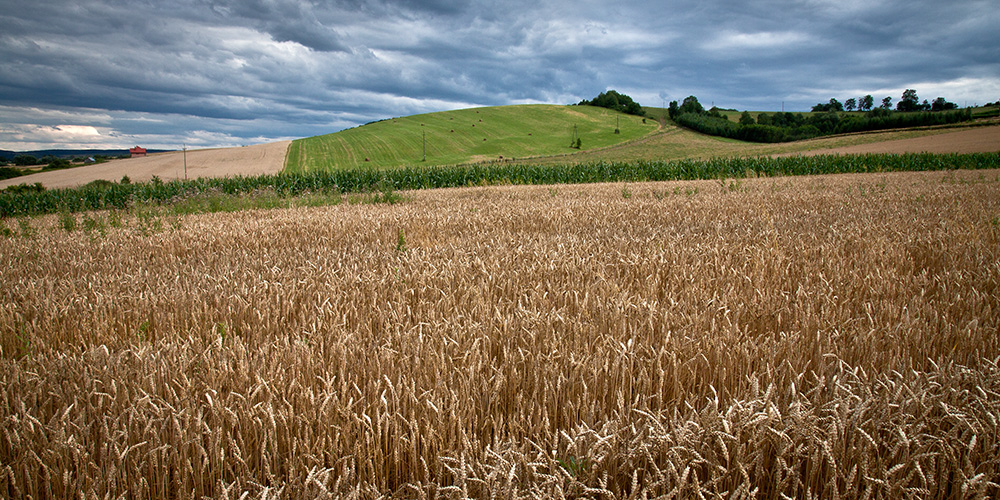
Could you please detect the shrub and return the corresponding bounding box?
[0,167,23,180]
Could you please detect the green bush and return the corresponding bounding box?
[58,212,76,232]
[2,182,45,194]
[0,167,23,180]
[44,158,72,170]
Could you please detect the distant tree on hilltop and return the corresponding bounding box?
[578,90,645,116]
[679,96,705,115]
[931,97,957,111]
[811,98,844,112]
[897,89,921,112]
[860,95,874,112]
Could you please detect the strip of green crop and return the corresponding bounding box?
[2,153,999,217]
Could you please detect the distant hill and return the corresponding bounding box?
[0,149,173,161]
[284,104,659,172]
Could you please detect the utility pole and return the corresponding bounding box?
[183,143,188,180]
[422,131,426,162]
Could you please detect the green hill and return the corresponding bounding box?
[284,104,659,173]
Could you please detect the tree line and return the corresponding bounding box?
[0,156,77,181]
[812,89,957,113]
[667,91,972,144]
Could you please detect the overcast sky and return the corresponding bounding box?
[1,0,997,150]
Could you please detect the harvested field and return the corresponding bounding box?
[777,125,1000,157]
[517,122,1000,165]
[0,141,291,190]
[2,169,1000,498]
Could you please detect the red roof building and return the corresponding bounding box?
[129,146,147,158]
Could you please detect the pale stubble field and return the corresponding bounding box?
[2,169,999,498]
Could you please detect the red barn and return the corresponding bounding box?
[129,146,147,158]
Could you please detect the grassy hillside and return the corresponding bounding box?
[285,104,658,172]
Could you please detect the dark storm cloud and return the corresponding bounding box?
[204,0,349,51]
[0,0,996,149]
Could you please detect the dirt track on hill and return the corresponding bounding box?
[776,126,1000,157]
[0,141,291,189]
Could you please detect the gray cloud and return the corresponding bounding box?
[0,0,997,150]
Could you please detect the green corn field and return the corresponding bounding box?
[3,153,999,217]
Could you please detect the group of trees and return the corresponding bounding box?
[812,97,864,113]
[9,155,44,166]
[0,153,124,169]
[1,155,72,168]
[812,90,957,113]
[666,96,733,121]
[670,95,972,144]
[578,90,645,116]
[6,154,94,166]
[0,155,75,181]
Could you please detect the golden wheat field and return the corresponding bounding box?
[2,169,999,499]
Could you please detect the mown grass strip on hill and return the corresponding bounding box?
[2,153,999,217]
